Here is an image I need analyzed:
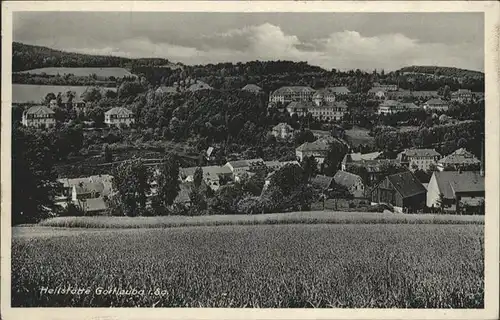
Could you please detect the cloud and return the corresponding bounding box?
[35,24,483,71]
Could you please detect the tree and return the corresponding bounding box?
[193,167,203,189]
[156,153,181,208]
[189,187,207,215]
[44,92,56,105]
[103,144,113,163]
[323,140,348,176]
[12,127,58,224]
[269,164,305,194]
[111,158,151,216]
[301,155,318,182]
[436,193,446,213]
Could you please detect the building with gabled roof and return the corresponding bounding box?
[187,80,213,92]
[341,152,382,170]
[437,148,481,171]
[397,148,441,172]
[295,139,331,165]
[334,170,365,198]
[241,84,263,94]
[21,105,56,128]
[423,98,449,112]
[179,165,232,191]
[269,86,316,103]
[426,171,484,213]
[451,89,473,103]
[370,171,427,212]
[104,107,135,127]
[156,85,180,95]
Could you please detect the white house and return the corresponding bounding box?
[104,107,135,127]
[397,149,441,172]
[437,148,481,171]
[426,171,484,212]
[224,158,266,182]
[295,139,330,165]
[423,98,449,112]
[21,105,56,128]
[269,86,316,104]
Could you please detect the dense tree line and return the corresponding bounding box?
[12,42,172,72]
[398,66,484,78]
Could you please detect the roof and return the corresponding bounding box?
[334,171,363,189]
[156,86,179,94]
[368,87,387,93]
[241,84,262,92]
[328,86,351,94]
[58,174,114,196]
[82,197,108,212]
[180,165,232,179]
[344,152,382,163]
[296,140,330,153]
[438,148,480,166]
[105,107,133,116]
[187,81,213,91]
[24,105,55,115]
[425,98,448,106]
[272,86,316,96]
[386,171,427,198]
[432,171,485,200]
[311,175,334,190]
[403,149,441,158]
[226,158,265,169]
[345,159,401,173]
[410,91,439,97]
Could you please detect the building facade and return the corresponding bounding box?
[423,98,449,112]
[269,86,316,104]
[104,107,135,126]
[426,171,484,213]
[398,149,441,172]
[21,105,56,128]
[295,140,330,165]
[451,89,473,103]
[370,171,427,212]
[334,171,365,198]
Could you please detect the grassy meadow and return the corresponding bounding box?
[12,84,117,104]
[12,224,484,308]
[37,211,484,229]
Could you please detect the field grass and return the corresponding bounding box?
[16,67,134,78]
[12,84,117,104]
[11,224,484,307]
[38,211,484,229]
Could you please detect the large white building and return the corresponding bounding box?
[269,86,316,104]
[377,100,418,115]
[397,149,441,172]
[104,107,135,127]
[21,105,56,128]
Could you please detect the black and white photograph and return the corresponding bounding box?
[1,1,499,318]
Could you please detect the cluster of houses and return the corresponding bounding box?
[55,141,484,215]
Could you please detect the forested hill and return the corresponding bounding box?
[397,66,484,78]
[12,42,174,72]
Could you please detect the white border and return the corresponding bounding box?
[1,2,499,320]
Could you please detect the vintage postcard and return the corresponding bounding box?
[1,1,499,320]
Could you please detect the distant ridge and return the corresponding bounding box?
[12,42,176,72]
[397,65,484,78]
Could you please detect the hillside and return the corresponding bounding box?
[397,66,484,78]
[12,42,174,72]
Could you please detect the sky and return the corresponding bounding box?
[13,12,484,72]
